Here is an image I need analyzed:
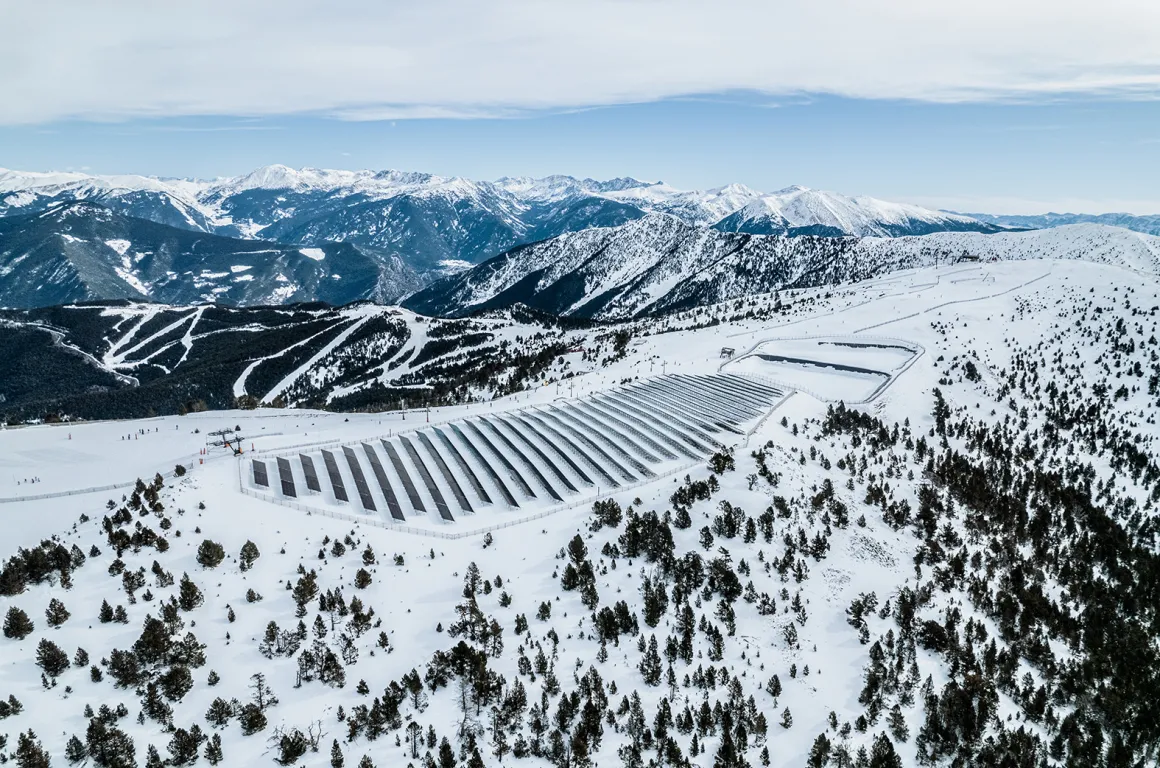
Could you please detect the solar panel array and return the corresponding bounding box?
[252,374,780,526]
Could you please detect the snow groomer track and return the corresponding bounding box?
[241,374,784,537]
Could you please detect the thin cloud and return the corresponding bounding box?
[1,0,1158,124]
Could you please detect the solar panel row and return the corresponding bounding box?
[253,374,782,527]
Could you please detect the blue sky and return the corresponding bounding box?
[2,1,1158,214]
[6,95,1159,214]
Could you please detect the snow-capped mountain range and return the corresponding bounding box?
[0,165,996,266]
[3,164,1160,312]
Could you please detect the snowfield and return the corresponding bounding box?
[0,259,1156,768]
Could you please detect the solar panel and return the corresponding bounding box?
[535,410,637,483]
[252,460,269,487]
[417,432,474,513]
[441,426,514,507]
[676,374,767,415]
[614,389,719,450]
[572,401,664,462]
[651,377,750,423]
[276,457,296,498]
[458,422,537,500]
[382,440,426,512]
[300,454,321,492]
[485,416,575,494]
[630,383,740,435]
[400,436,454,522]
[320,449,349,502]
[342,446,376,511]
[362,443,405,521]
[681,374,771,409]
[508,414,594,487]
[589,395,700,459]
[553,406,654,478]
[521,412,619,488]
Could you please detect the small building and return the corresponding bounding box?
[719,347,735,359]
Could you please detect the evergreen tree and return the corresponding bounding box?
[36,638,69,677]
[178,574,203,611]
[438,738,456,768]
[15,730,51,768]
[205,697,232,728]
[354,568,372,589]
[869,733,902,768]
[145,744,164,768]
[780,707,793,729]
[45,598,70,628]
[99,600,114,623]
[86,719,136,768]
[639,635,663,685]
[4,607,34,640]
[239,541,261,571]
[886,705,909,743]
[196,540,225,568]
[330,739,345,768]
[65,734,88,764]
[204,733,224,765]
[807,733,832,768]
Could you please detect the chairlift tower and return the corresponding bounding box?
[207,428,245,455]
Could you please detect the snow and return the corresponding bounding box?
[299,248,326,262]
[0,257,1156,767]
[104,239,132,256]
[229,265,253,274]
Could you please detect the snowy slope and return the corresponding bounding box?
[406,217,1160,320]
[713,186,1000,237]
[0,260,1155,768]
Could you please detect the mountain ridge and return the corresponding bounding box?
[406,217,1160,320]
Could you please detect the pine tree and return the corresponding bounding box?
[45,598,70,628]
[4,607,34,640]
[65,734,87,764]
[205,697,232,728]
[639,635,663,685]
[780,707,793,729]
[178,574,204,611]
[239,541,261,571]
[36,638,69,677]
[807,733,832,768]
[358,757,375,768]
[869,733,902,768]
[438,738,456,768]
[204,733,224,765]
[99,600,114,623]
[887,705,909,743]
[15,730,51,768]
[145,744,165,768]
[354,568,372,589]
[196,540,225,568]
[330,739,345,768]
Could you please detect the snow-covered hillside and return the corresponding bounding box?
[0,301,588,421]
[0,259,1156,768]
[713,187,997,237]
[406,217,1160,320]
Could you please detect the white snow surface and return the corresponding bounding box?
[0,259,1156,768]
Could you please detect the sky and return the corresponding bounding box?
[2,0,1159,214]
